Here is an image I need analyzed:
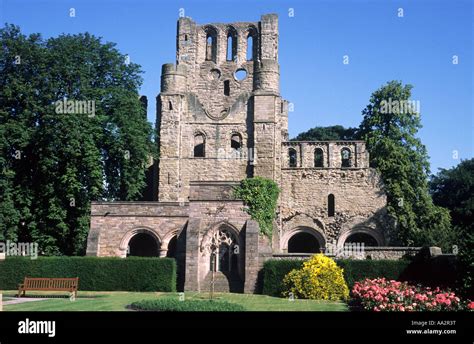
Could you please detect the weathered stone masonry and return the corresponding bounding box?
[87,14,397,293]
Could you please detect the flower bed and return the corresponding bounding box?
[352,278,468,311]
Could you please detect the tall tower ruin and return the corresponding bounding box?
[157,14,288,202]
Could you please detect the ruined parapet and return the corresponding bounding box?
[259,14,278,60]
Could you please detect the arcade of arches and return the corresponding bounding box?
[126,230,178,258]
[286,228,379,253]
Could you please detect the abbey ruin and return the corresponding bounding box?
[86,14,407,293]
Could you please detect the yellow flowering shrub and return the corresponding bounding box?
[282,254,349,300]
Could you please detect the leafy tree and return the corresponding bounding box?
[0,25,155,255]
[358,81,454,250]
[430,159,474,230]
[430,159,474,297]
[293,125,358,141]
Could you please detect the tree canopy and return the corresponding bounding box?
[292,125,358,141]
[358,81,454,250]
[0,25,155,255]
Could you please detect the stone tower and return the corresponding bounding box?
[157,14,288,202]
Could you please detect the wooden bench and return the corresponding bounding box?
[17,277,79,298]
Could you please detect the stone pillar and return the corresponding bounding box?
[184,218,201,292]
[244,220,260,293]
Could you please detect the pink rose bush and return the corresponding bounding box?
[352,278,469,311]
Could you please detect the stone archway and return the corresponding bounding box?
[199,222,243,293]
[337,227,383,248]
[282,226,326,254]
[166,236,178,258]
[119,228,161,258]
[161,229,182,258]
[344,232,379,247]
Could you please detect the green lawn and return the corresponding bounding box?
[1,291,348,311]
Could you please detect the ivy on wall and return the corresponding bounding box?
[233,177,280,238]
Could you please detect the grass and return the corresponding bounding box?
[1,291,348,312]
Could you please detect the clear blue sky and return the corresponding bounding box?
[1,0,472,173]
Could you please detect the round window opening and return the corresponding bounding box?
[234,69,247,81]
[210,68,221,81]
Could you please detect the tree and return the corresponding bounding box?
[293,125,358,141]
[0,25,156,255]
[430,159,474,296]
[358,81,454,250]
[430,159,474,230]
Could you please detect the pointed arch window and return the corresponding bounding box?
[246,27,257,61]
[204,27,217,62]
[226,27,237,61]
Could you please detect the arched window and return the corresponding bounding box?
[231,133,242,153]
[328,194,335,217]
[226,28,237,61]
[246,27,257,61]
[204,27,217,62]
[341,148,351,168]
[193,133,205,157]
[314,148,324,167]
[208,229,238,272]
[247,35,253,61]
[289,148,297,167]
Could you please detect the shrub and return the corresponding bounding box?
[282,254,349,301]
[352,278,468,311]
[130,298,245,311]
[261,258,409,296]
[0,256,176,292]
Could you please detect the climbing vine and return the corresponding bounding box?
[233,177,280,238]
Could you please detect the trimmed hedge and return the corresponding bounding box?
[0,256,176,292]
[337,259,410,289]
[261,259,410,297]
[262,260,303,297]
[130,299,245,311]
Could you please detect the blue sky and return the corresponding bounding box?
[1,0,472,173]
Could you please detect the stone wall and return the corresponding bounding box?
[278,166,391,252]
[272,247,423,261]
[87,202,188,257]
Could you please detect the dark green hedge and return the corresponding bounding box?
[131,298,245,311]
[0,256,176,292]
[261,259,410,297]
[337,259,410,289]
[261,260,304,297]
